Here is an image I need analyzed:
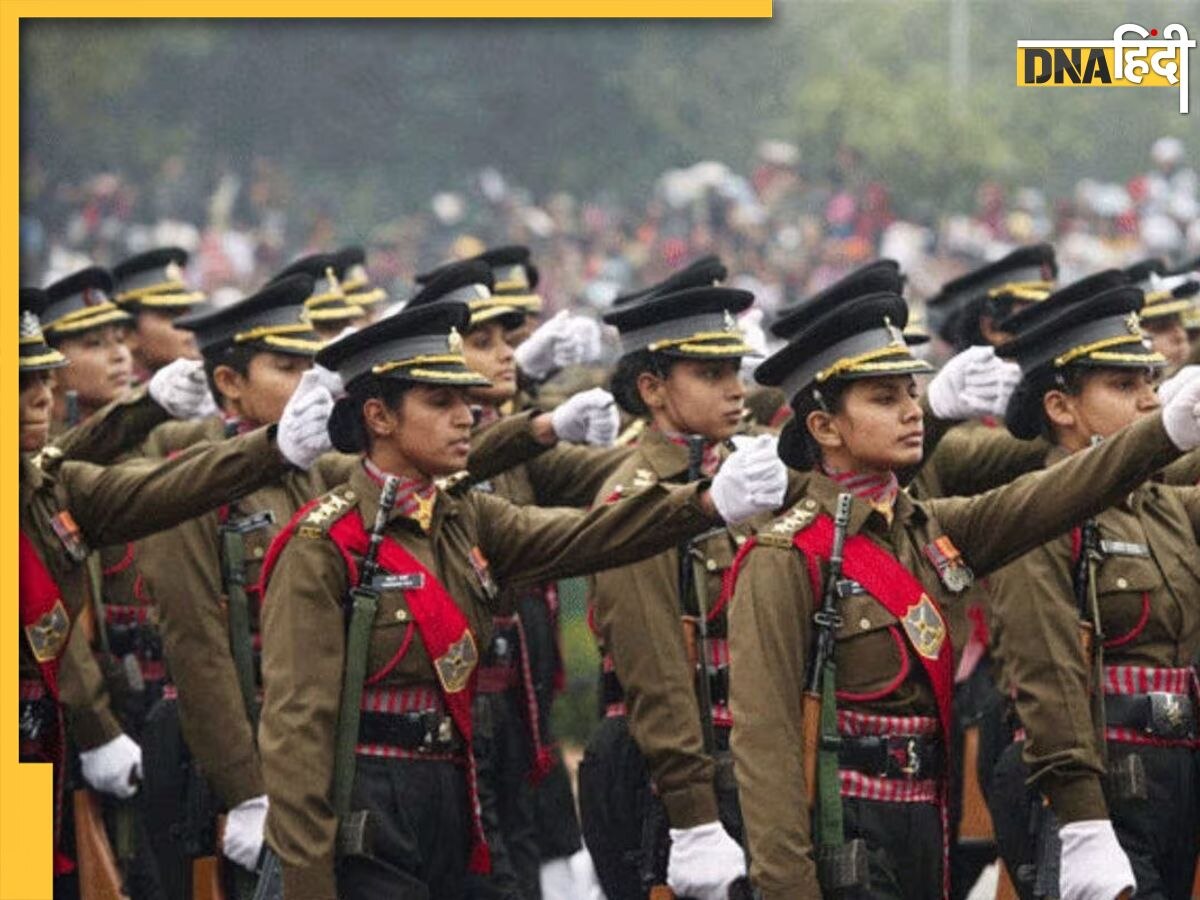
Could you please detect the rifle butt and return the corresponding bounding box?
[73,789,130,900]
[802,691,821,810]
[648,887,676,900]
[191,854,228,900]
[1077,622,1094,672]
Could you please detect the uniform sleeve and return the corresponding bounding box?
[468,409,554,481]
[986,544,1108,823]
[930,413,1181,577]
[474,481,717,589]
[728,544,820,899]
[1158,448,1200,486]
[259,534,348,900]
[926,424,1049,497]
[527,444,633,508]
[60,427,288,547]
[48,387,169,464]
[141,513,265,807]
[58,618,122,749]
[594,548,718,827]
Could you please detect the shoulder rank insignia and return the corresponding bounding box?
[603,485,624,505]
[922,535,973,593]
[32,445,64,473]
[435,470,472,496]
[298,490,355,538]
[25,598,70,662]
[50,511,88,563]
[435,630,478,694]
[770,504,815,535]
[902,593,947,659]
[631,468,656,489]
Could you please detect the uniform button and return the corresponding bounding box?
[252,546,264,559]
[804,499,817,510]
[859,617,871,630]
[705,559,718,572]
[345,490,356,501]
[734,535,747,546]
[1116,577,1128,589]
[395,609,410,622]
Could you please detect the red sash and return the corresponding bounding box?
[18,530,74,875]
[260,500,490,874]
[793,515,954,754]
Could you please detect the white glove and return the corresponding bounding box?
[148,357,218,420]
[277,367,338,469]
[667,821,746,900]
[550,388,621,446]
[1156,364,1200,406]
[515,311,591,380]
[79,733,142,799]
[709,434,788,524]
[1160,366,1200,450]
[926,346,1022,421]
[1059,819,1135,900]
[222,794,269,871]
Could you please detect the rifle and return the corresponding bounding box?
[66,389,81,428]
[220,516,270,727]
[74,789,131,900]
[801,493,869,893]
[253,477,399,900]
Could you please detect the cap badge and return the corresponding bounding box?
[883,315,905,344]
[165,260,184,283]
[1125,312,1142,335]
[19,310,42,339]
[723,309,737,332]
[448,326,464,354]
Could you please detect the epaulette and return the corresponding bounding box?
[31,444,64,473]
[296,486,359,539]
[756,498,820,547]
[435,470,473,497]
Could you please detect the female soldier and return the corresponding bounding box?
[724,280,1200,900]
[18,291,334,893]
[985,270,1199,900]
[255,301,786,900]
[41,267,136,431]
[581,284,759,900]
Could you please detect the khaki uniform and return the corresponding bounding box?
[728,413,1180,898]
[259,464,717,900]
[19,428,289,748]
[41,387,170,466]
[986,446,1200,895]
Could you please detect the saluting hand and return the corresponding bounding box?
[148,357,218,420]
[1160,365,1200,450]
[277,365,342,469]
[709,434,788,524]
[926,345,1021,422]
[515,310,601,380]
[550,387,621,446]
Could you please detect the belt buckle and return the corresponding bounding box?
[885,737,920,779]
[900,738,920,778]
[19,702,41,741]
[1148,692,1193,738]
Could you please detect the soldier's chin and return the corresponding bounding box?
[20,423,48,452]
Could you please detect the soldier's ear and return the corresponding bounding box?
[1042,389,1077,432]
[636,370,667,411]
[805,408,844,451]
[211,364,246,404]
[361,396,400,442]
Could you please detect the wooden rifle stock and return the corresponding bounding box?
[74,789,130,900]
[802,691,821,810]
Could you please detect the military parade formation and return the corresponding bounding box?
[17,231,1200,900]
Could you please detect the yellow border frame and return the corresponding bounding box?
[5,5,770,897]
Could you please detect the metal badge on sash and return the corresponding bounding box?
[25,599,71,662]
[435,631,479,694]
[468,546,498,601]
[50,511,88,563]
[922,535,973,593]
[901,594,947,659]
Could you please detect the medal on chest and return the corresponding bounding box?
[468,545,499,601]
[922,535,973,593]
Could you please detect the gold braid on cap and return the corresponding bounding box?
[233,321,315,343]
[1053,334,1148,367]
[986,280,1055,302]
[815,342,913,383]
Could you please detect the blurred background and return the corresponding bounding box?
[20,1,1199,741]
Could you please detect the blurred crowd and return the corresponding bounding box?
[20,135,1199,332]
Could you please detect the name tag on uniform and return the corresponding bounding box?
[1099,540,1150,558]
[225,510,276,534]
[835,578,868,599]
[373,573,425,591]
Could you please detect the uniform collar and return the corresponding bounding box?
[349,460,445,534]
[639,427,725,480]
[805,469,924,536]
